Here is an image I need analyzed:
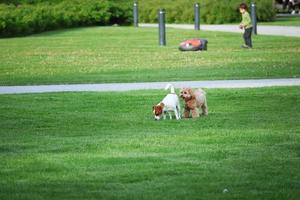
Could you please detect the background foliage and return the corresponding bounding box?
[139,0,276,24]
[0,0,276,37]
[0,0,132,37]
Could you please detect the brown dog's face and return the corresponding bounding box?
[152,103,164,120]
[180,88,194,100]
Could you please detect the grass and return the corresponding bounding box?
[259,16,300,26]
[0,26,299,86]
[0,87,299,200]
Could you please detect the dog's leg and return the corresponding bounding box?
[202,98,208,116]
[169,112,172,119]
[202,105,208,116]
[184,105,190,118]
[191,109,200,118]
[184,108,190,118]
[176,105,181,119]
[175,106,180,120]
[163,111,167,120]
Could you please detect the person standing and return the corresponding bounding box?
[239,3,253,48]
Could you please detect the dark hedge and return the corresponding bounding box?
[0,0,276,37]
[138,0,275,24]
[0,0,132,37]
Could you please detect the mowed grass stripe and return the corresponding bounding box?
[0,27,299,85]
[0,87,299,199]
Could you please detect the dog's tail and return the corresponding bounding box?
[165,83,175,94]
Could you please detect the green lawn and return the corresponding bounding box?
[259,16,300,26]
[0,26,299,86]
[0,87,299,200]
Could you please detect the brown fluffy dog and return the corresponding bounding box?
[180,88,208,118]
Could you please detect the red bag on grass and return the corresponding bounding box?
[179,39,208,51]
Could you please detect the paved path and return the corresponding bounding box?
[0,79,299,94]
[140,24,300,37]
[276,13,300,17]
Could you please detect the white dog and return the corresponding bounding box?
[152,84,181,120]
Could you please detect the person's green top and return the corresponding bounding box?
[241,11,253,29]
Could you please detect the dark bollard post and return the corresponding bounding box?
[159,8,166,46]
[251,2,257,35]
[133,1,139,27]
[194,3,200,30]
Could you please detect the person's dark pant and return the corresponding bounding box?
[243,27,253,48]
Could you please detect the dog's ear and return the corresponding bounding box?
[152,106,156,114]
[179,88,183,96]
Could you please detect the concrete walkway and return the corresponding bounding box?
[0,79,299,94]
[276,13,300,17]
[140,24,300,37]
